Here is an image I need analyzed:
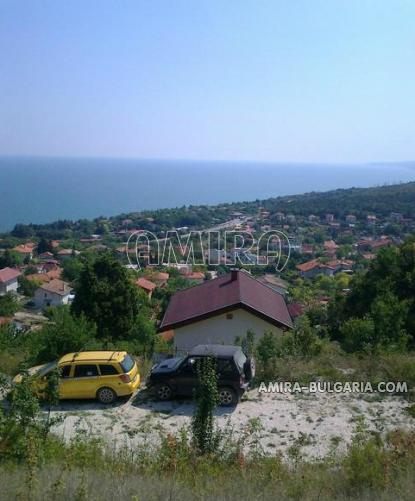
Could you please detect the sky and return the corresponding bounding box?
[0,0,414,163]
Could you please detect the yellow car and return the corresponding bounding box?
[13,351,140,404]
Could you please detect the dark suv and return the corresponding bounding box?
[147,344,255,406]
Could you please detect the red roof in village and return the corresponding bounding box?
[154,271,170,281]
[39,279,71,296]
[159,270,293,332]
[39,251,54,258]
[57,248,73,256]
[26,273,50,283]
[323,240,339,250]
[296,259,320,272]
[136,277,156,292]
[27,267,63,283]
[12,243,36,254]
[326,259,353,268]
[185,272,205,280]
[0,267,21,283]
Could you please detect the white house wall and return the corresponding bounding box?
[173,307,283,353]
[34,290,70,309]
[0,279,19,296]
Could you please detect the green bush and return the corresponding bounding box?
[28,307,100,365]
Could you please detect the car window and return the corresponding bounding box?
[217,359,235,375]
[180,358,197,374]
[99,364,119,376]
[74,364,98,378]
[60,365,72,378]
[120,354,135,373]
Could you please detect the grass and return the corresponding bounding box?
[255,344,415,401]
[405,404,415,418]
[1,429,415,500]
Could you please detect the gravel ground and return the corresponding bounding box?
[50,388,414,458]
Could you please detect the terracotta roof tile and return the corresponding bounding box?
[39,279,71,296]
[136,277,156,292]
[296,259,320,272]
[0,267,21,283]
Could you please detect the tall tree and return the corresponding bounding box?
[71,253,139,340]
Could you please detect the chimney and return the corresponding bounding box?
[230,269,238,281]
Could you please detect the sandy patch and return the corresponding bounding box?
[50,389,414,458]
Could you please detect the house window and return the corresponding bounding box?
[226,313,233,320]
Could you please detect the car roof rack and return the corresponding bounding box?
[71,352,81,362]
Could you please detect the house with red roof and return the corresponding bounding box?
[296,259,335,279]
[183,271,205,283]
[136,277,156,298]
[34,279,72,309]
[323,240,339,257]
[159,269,292,353]
[0,267,21,295]
[12,243,37,260]
[152,271,170,287]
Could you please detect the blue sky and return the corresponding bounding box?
[1,0,414,162]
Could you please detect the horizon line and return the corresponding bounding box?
[1,153,415,167]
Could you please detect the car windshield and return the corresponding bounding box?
[36,361,58,377]
[120,354,135,373]
[234,350,247,372]
[158,357,184,369]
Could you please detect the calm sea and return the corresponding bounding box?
[1,156,414,232]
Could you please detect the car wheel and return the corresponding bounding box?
[218,387,238,407]
[97,387,117,404]
[154,383,173,401]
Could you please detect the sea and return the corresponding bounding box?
[1,156,415,233]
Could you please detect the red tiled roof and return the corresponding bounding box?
[296,259,320,272]
[12,244,36,254]
[0,267,21,283]
[154,272,169,281]
[39,251,54,258]
[323,240,339,250]
[26,267,62,283]
[39,279,71,296]
[46,268,63,280]
[136,277,156,292]
[57,248,73,256]
[159,270,293,332]
[26,273,50,283]
[185,272,205,280]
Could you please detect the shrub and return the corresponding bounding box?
[28,307,100,364]
[0,293,19,317]
[192,356,220,454]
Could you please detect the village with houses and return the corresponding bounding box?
[1,182,414,349]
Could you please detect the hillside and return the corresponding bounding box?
[3,181,415,239]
